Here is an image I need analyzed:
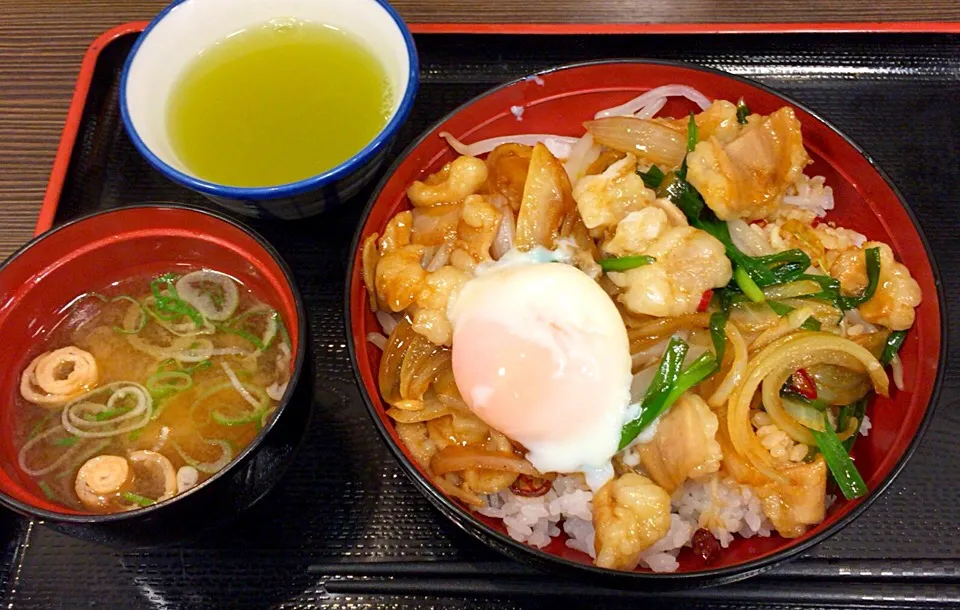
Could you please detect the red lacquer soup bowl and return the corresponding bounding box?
[0,204,310,546]
[345,61,944,586]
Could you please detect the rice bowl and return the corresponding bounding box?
[347,60,943,585]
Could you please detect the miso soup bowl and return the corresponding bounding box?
[0,205,311,546]
[120,0,419,220]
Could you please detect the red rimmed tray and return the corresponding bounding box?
[7,20,960,609]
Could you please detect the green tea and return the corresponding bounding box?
[166,20,393,188]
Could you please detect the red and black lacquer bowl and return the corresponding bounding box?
[346,61,945,586]
[0,204,311,546]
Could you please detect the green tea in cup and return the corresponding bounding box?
[165,19,393,188]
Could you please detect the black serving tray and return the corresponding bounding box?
[3,26,960,609]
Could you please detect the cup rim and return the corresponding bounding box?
[0,203,309,523]
[119,0,420,201]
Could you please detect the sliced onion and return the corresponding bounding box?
[762,280,823,301]
[594,84,711,119]
[173,439,233,474]
[890,353,905,390]
[430,446,539,477]
[439,131,577,160]
[728,219,774,257]
[807,363,872,406]
[61,382,152,438]
[583,117,686,168]
[729,301,781,334]
[491,206,516,260]
[635,96,668,119]
[780,397,826,432]
[433,474,484,507]
[375,310,401,336]
[629,364,658,403]
[750,307,814,352]
[709,321,748,408]
[175,270,239,321]
[730,332,888,482]
[220,361,263,410]
[266,380,289,401]
[562,133,601,183]
[18,425,91,477]
[425,240,453,272]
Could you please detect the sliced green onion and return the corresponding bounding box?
[277,314,291,347]
[735,267,766,303]
[599,255,656,272]
[811,414,868,499]
[216,324,265,350]
[836,247,881,310]
[709,310,728,363]
[156,358,179,373]
[146,371,193,394]
[52,436,79,447]
[662,352,718,407]
[736,98,751,124]
[881,330,907,365]
[685,113,698,152]
[38,481,59,501]
[838,398,869,453]
[110,295,146,334]
[121,492,155,507]
[211,410,266,426]
[753,249,810,267]
[767,300,792,316]
[88,407,132,422]
[639,164,665,189]
[188,381,267,424]
[677,113,698,180]
[28,413,57,440]
[766,300,822,331]
[619,338,718,449]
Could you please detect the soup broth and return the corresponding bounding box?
[166,19,394,187]
[13,268,292,513]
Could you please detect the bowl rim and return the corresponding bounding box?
[0,202,309,523]
[345,58,948,586]
[118,0,420,201]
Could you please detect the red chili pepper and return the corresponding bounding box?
[510,474,553,498]
[789,368,818,400]
[750,219,768,228]
[696,290,714,313]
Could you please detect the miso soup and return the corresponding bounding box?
[13,269,292,513]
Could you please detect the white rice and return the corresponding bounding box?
[481,472,773,572]
[783,174,834,218]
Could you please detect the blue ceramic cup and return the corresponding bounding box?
[120,0,418,220]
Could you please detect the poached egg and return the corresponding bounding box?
[447,251,632,489]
